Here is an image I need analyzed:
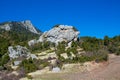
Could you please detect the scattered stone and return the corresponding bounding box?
[14,61,21,66]
[60,53,68,59]
[52,67,60,72]
[28,39,37,46]
[21,20,39,34]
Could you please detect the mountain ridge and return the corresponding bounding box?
[0,20,41,34]
[0,20,41,57]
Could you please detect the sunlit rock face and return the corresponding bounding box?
[21,20,39,34]
[0,20,40,34]
[8,45,37,59]
[38,25,80,44]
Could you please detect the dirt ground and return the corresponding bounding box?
[64,55,120,80]
[22,54,120,80]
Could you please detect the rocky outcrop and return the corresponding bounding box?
[0,23,11,31]
[8,45,37,59]
[38,25,80,44]
[28,39,38,46]
[21,20,39,34]
[0,20,40,34]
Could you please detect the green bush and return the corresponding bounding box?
[104,36,110,46]
[29,41,55,53]
[95,49,108,62]
[19,58,37,73]
[115,48,120,55]
[80,37,103,52]
[0,53,10,66]
[56,42,66,56]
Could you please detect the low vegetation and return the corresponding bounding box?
[19,58,50,73]
[29,41,55,53]
[56,36,120,64]
[0,28,120,78]
[0,25,39,71]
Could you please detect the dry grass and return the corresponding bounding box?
[20,54,120,80]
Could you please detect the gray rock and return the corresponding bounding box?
[52,67,60,72]
[14,61,21,66]
[0,20,40,34]
[38,25,80,44]
[8,45,37,59]
[0,24,11,31]
[8,46,18,59]
[28,39,37,46]
[30,54,38,59]
[21,20,39,34]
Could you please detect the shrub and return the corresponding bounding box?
[95,49,108,62]
[115,48,120,55]
[108,45,118,53]
[0,53,10,66]
[29,41,54,53]
[56,42,66,56]
[26,75,33,79]
[19,58,37,73]
[104,36,110,46]
[80,37,102,52]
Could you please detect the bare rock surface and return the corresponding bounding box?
[38,25,80,44]
[21,20,39,34]
[0,20,40,34]
[8,45,37,59]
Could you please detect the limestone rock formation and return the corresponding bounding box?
[8,45,37,59]
[0,20,40,34]
[38,25,80,44]
[21,20,39,34]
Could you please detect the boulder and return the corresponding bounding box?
[13,61,21,66]
[28,39,37,46]
[0,24,11,31]
[38,25,80,44]
[8,45,37,59]
[52,67,60,72]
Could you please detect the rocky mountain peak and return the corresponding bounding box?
[0,20,40,34]
[21,20,39,34]
[22,20,31,24]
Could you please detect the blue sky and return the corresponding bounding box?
[0,0,120,38]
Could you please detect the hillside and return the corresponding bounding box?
[0,23,120,80]
[0,20,41,69]
[0,20,41,47]
[29,54,120,80]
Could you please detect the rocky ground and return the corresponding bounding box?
[20,54,120,80]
